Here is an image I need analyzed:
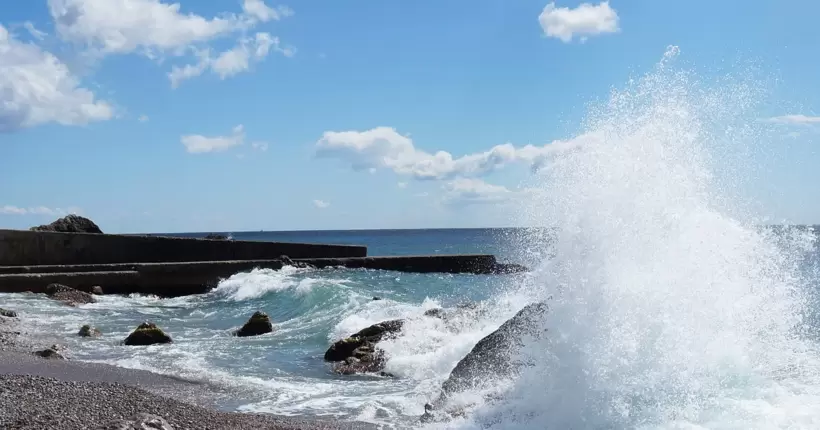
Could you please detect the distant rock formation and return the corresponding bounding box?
[45,283,96,306]
[234,311,274,337]
[204,233,229,240]
[123,322,172,346]
[30,214,103,234]
[422,302,548,423]
[324,319,404,375]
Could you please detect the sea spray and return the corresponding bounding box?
[456,47,820,429]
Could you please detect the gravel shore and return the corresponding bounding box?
[0,311,379,430]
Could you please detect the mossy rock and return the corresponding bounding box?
[78,324,102,337]
[235,311,274,337]
[123,322,172,346]
[0,308,17,318]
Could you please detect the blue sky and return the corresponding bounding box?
[1,0,819,233]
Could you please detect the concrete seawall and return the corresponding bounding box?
[0,255,526,297]
[0,229,367,266]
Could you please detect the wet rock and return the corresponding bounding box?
[372,297,383,301]
[279,255,315,269]
[78,324,102,337]
[99,413,174,430]
[91,285,104,295]
[234,311,273,337]
[45,283,96,306]
[30,214,103,234]
[422,302,548,422]
[324,319,404,375]
[423,308,445,319]
[34,345,66,359]
[124,322,172,346]
[0,308,17,318]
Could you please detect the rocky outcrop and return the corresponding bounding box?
[279,255,314,269]
[324,319,404,375]
[0,308,17,318]
[91,286,104,295]
[30,214,103,234]
[78,324,102,337]
[45,283,96,306]
[100,413,174,430]
[422,302,548,422]
[234,311,273,337]
[34,345,66,359]
[123,322,172,346]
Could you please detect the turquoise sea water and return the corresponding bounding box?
[1,228,533,426]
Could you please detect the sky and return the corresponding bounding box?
[1,0,819,233]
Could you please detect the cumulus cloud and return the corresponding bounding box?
[766,114,820,125]
[181,124,245,153]
[169,32,290,87]
[0,24,113,132]
[439,178,535,207]
[313,199,330,209]
[48,0,294,86]
[314,126,590,180]
[0,205,82,215]
[538,1,620,43]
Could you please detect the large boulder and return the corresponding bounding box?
[422,302,548,422]
[99,413,174,430]
[30,214,103,234]
[0,308,17,318]
[45,283,96,306]
[78,324,102,337]
[324,319,404,375]
[123,322,172,346]
[234,311,273,337]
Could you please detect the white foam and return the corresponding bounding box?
[213,266,352,301]
[455,47,820,429]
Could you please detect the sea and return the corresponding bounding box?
[4,46,820,429]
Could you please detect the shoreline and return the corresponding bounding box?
[0,309,378,430]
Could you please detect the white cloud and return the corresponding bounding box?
[315,126,590,180]
[766,114,820,125]
[169,32,291,87]
[538,1,620,43]
[138,114,149,122]
[181,124,245,153]
[242,0,293,23]
[0,24,113,132]
[251,141,269,151]
[0,205,82,216]
[397,182,408,188]
[23,22,48,40]
[441,178,516,206]
[48,0,294,86]
[313,199,330,209]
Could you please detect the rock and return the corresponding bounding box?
[91,285,104,295]
[30,214,103,234]
[204,233,228,240]
[279,255,314,269]
[422,302,548,422]
[234,311,273,337]
[372,297,383,301]
[99,413,174,430]
[34,346,65,359]
[0,308,17,318]
[123,322,172,346]
[45,283,96,306]
[78,324,102,337]
[324,319,404,375]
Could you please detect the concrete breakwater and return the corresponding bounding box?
[0,229,526,297]
[0,229,366,266]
